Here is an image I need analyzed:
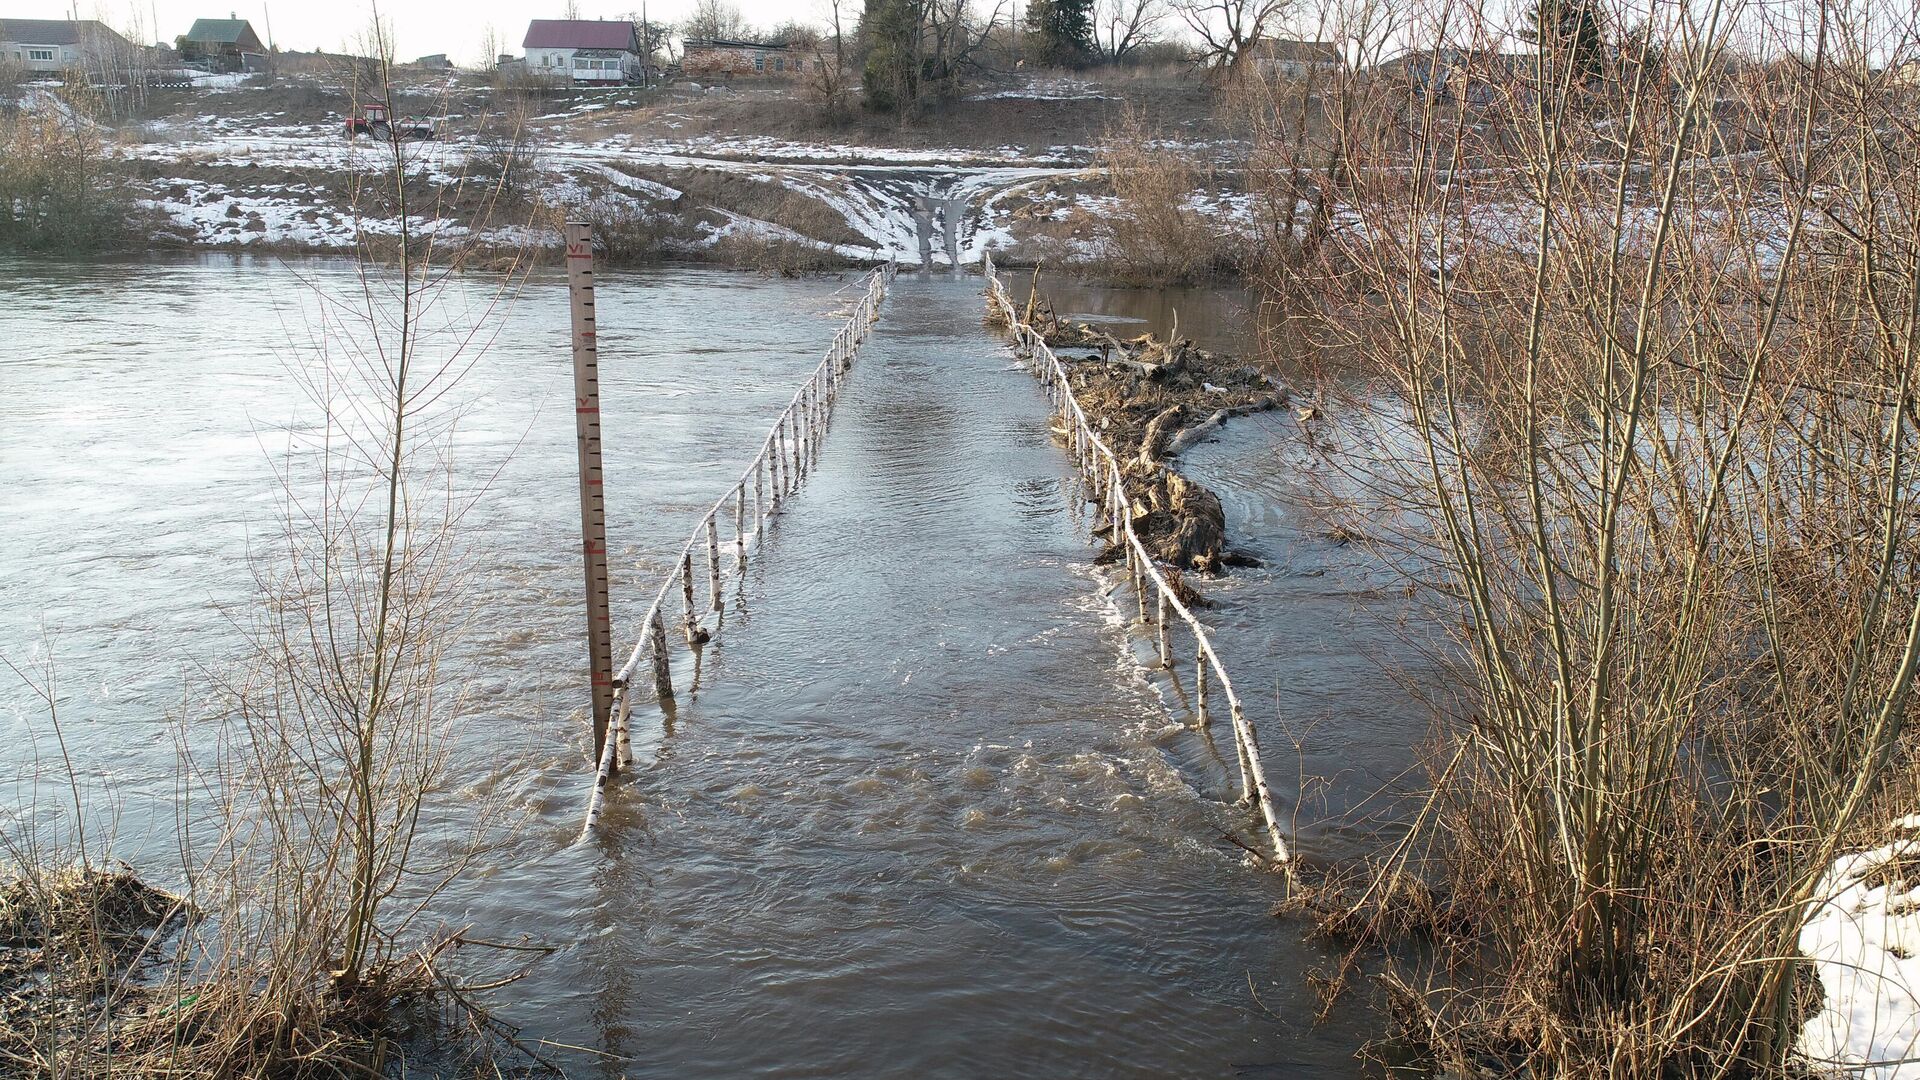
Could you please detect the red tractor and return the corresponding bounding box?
[344,101,435,141]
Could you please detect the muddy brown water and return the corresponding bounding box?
[0,256,1430,1077]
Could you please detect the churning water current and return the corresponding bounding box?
[0,256,1427,1077]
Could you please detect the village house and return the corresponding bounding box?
[1251,39,1339,79]
[681,37,813,79]
[178,17,267,72]
[521,19,642,84]
[0,18,133,74]
[1387,47,1537,106]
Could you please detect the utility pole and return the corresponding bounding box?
[566,222,616,766]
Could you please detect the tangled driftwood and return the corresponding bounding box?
[1031,312,1286,576]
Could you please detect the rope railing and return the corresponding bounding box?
[981,253,1290,869]
[583,262,897,835]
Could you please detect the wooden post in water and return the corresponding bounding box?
[755,456,766,535]
[790,409,803,480]
[706,517,721,611]
[681,551,696,639]
[770,430,784,504]
[1195,646,1209,727]
[650,611,673,699]
[734,484,746,570]
[1156,594,1170,667]
[565,221,616,770]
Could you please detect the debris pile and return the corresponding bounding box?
[1026,294,1286,577]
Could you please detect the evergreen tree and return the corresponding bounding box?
[1025,0,1096,69]
[861,0,919,112]
[1523,0,1606,85]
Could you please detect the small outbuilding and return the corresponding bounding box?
[681,38,813,79]
[1251,39,1340,79]
[178,16,267,72]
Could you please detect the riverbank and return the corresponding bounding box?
[1,71,1260,277]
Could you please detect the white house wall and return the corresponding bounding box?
[3,41,80,71]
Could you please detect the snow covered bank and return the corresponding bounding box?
[1801,817,1920,1078]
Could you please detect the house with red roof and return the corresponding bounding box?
[521,19,641,84]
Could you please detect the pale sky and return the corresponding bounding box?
[21,0,855,65]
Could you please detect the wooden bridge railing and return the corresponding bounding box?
[583,263,897,835]
[981,253,1291,868]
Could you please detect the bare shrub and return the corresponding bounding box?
[1095,105,1234,284]
[1269,0,1920,1074]
[0,86,127,252]
[470,100,545,205]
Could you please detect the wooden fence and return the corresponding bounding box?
[582,263,896,834]
[981,253,1291,868]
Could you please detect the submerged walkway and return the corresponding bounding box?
[569,276,1362,1077]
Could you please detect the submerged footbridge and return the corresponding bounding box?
[569,235,1291,880]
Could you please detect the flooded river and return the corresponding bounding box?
[0,256,1428,1076]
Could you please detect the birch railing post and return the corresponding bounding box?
[650,610,673,700]
[979,252,1291,870]
[1156,594,1170,668]
[681,553,696,639]
[1194,646,1209,727]
[615,690,632,769]
[790,410,803,479]
[707,517,722,611]
[772,428,786,503]
[777,417,788,493]
[734,484,747,571]
[583,264,894,837]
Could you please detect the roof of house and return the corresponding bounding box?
[522,19,638,51]
[683,37,791,51]
[184,18,261,45]
[0,18,128,47]
[1254,39,1340,63]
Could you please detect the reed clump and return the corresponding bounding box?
[1252,0,1920,1075]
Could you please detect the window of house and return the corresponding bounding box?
[773,57,784,72]
[753,54,764,72]
[28,49,54,61]
[574,57,588,69]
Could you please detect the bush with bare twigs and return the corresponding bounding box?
[1261,0,1920,1075]
[2,44,548,1079]
[1093,106,1237,284]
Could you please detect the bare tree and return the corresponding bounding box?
[1172,0,1285,72]
[1097,0,1165,62]
[683,0,748,40]
[478,24,501,70]
[925,0,1010,90]
[806,0,854,116]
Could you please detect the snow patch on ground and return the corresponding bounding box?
[1801,816,1920,1078]
[968,77,1115,102]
